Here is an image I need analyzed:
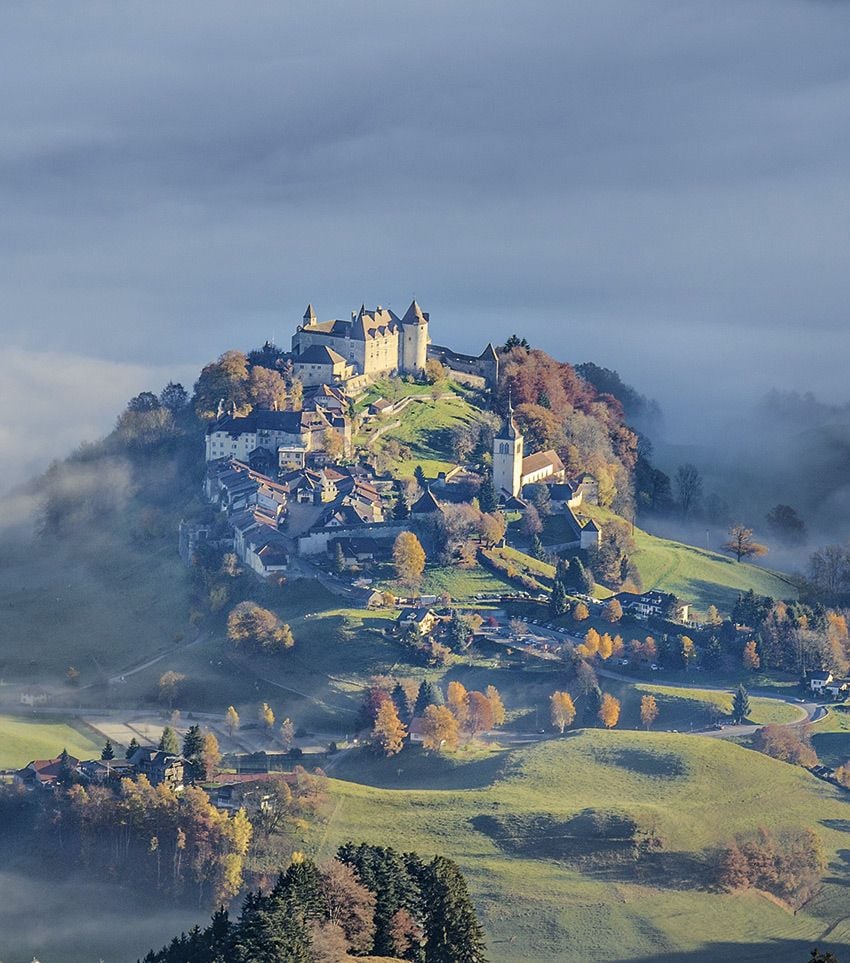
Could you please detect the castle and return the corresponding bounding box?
[291,301,429,385]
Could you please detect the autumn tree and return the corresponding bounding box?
[598,693,621,728]
[371,701,407,756]
[318,858,377,954]
[604,599,623,623]
[742,640,760,671]
[259,702,275,730]
[200,732,222,781]
[193,349,249,419]
[467,691,495,735]
[486,685,506,727]
[392,531,426,586]
[421,704,460,751]
[550,691,576,733]
[225,705,240,736]
[724,524,769,563]
[573,601,590,622]
[279,717,295,751]
[640,694,659,730]
[227,602,295,654]
[158,671,186,708]
[247,365,287,410]
[756,724,817,767]
[446,680,470,728]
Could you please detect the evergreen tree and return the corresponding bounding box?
[702,636,723,670]
[555,556,570,584]
[125,736,140,759]
[731,684,751,724]
[101,739,115,761]
[585,685,603,720]
[421,855,487,963]
[414,465,426,486]
[530,533,546,561]
[564,555,593,594]
[478,474,497,514]
[414,680,443,716]
[158,726,180,755]
[550,580,569,618]
[182,724,205,777]
[393,488,411,520]
[331,541,346,574]
[392,682,411,723]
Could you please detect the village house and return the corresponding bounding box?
[615,590,690,624]
[205,408,350,466]
[808,670,834,693]
[203,772,297,813]
[14,753,80,791]
[128,748,187,790]
[396,608,439,636]
[78,758,137,785]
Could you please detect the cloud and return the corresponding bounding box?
[1,0,849,444]
[0,349,196,495]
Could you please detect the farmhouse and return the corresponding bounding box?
[14,754,80,790]
[396,608,439,636]
[808,670,834,693]
[615,590,690,624]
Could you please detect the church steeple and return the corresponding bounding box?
[493,389,524,498]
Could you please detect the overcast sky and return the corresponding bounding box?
[3,0,850,486]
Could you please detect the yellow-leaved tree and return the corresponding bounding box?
[550,691,576,734]
[598,693,621,729]
[640,694,659,730]
[372,700,407,756]
[393,531,426,586]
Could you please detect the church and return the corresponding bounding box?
[491,400,602,550]
[492,397,565,498]
[291,300,430,385]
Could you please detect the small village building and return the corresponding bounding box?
[128,748,186,790]
[615,590,689,624]
[808,670,834,693]
[15,754,80,791]
[396,608,439,636]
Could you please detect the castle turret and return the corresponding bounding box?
[400,299,429,375]
[492,393,523,498]
[303,303,317,327]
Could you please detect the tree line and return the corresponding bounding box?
[142,843,487,963]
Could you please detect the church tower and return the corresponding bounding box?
[492,395,523,498]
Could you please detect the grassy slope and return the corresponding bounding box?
[363,392,480,478]
[577,507,798,617]
[0,715,103,768]
[318,732,850,963]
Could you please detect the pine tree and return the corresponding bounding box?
[393,488,411,520]
[182,724,205,775]
[125,736,140,760]
[414,680,443,716]
[331,541,346,574]
[478,474,497,514]
[530,533,546,561]
[731,684,750,724]
[421,855,488,963]
[392,682,411,723]
[550,580,569,618]
[101,739,115,761]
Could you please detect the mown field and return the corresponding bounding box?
[0,714,103,768]
[316,731,850,963]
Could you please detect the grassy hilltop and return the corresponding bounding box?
[316,732,850,963]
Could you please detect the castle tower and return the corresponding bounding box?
[302,303,317,327]
[492,394,523,498]
[400,299,429,375]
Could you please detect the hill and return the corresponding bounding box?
[320,731,850,963]
[582,506,798,616]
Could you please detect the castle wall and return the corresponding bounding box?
[428,343,498,390]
